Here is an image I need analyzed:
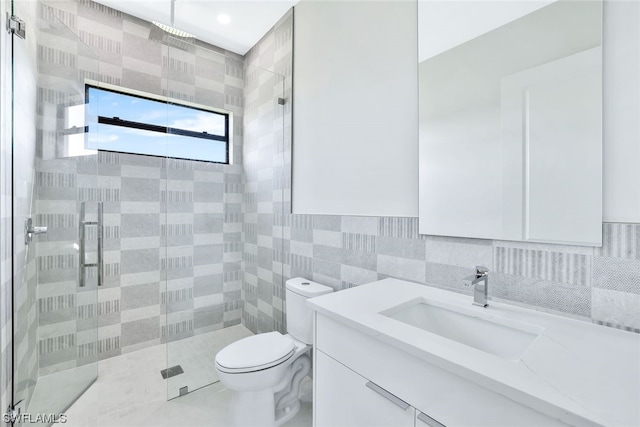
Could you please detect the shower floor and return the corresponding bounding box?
[38,324,310,426]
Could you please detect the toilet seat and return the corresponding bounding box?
[215,332,295,374]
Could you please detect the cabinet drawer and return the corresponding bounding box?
[315,350,415,427]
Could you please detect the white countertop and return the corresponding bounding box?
[307,278,640,427]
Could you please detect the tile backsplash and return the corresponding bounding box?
[278,214,639,334]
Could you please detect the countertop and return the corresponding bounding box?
[307,278,640,427]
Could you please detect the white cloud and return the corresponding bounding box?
[170,112,225,135]
[136,109,169,123]
[88,133,119,143]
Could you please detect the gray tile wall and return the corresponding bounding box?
[250,8,640,335]
[33,0,245,376]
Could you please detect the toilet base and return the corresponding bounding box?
[275,400,301,427]
[226,388,302,427]
[228,389,277,427]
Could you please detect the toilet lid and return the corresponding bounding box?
[215,332,295,373]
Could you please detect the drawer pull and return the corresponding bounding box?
[418,411,446,427]
[365,381,410,410]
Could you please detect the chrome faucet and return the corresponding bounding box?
[463,266,489,307]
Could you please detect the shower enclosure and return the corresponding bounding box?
[7,0,288,419]
[160,36,287,399]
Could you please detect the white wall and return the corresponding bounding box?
[292,0,418,217]
[603,0,640,223]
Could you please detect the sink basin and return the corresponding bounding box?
[381,298,543,360]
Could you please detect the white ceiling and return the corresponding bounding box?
[94,0,299,55]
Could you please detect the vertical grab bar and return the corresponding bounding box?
[79,202,86,287]
[78,201,104,287]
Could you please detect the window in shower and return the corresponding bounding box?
[86,85,231,163]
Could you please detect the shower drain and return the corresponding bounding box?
[160,365,184,379]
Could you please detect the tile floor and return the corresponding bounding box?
[37,325,312,426]
[165,324,254,398]
[28,364,97,422]
[56,380,312,427]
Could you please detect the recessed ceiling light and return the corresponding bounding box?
[217,14,231,25]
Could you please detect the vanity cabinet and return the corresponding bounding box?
[313,313,568,427]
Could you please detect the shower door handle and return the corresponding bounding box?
[79,202,85,287]
[97,202,103,286]
[79,201,104,287]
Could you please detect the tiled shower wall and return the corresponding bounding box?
[247,8,640,334]
[34,154,245,375]
[33,0,245,376]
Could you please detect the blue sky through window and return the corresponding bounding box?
[87,86,228,163]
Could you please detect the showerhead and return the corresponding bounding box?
[149,21,196,53]
[151,21,194,39]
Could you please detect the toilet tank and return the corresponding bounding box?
[286,277,333,344]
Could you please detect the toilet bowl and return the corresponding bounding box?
[214,278,333,427]
[215,332,310,426]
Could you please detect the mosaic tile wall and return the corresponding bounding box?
[248,7,640,334]
[32,0,245,376]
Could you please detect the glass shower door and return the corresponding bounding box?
[162,37,287,398]
[11,1,100,418]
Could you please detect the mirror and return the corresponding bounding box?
[418,0,602,246]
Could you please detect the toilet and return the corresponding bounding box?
[215,277,333,427]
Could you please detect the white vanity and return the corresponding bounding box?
[308,279,640,427]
